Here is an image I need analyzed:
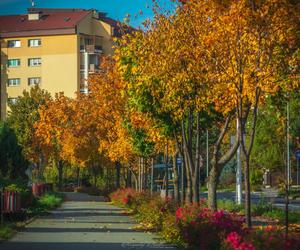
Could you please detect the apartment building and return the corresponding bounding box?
[0,8,120,119]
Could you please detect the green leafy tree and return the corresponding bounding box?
[7,86,51,168]
[0,122,28,179]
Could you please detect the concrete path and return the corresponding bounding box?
[0,192,177,250]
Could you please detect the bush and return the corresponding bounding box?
[176,203,245,250]
[136,195,175,231]
[161,212,184,246]
[218,199,244,213]
[224,226,300,250]
[27,192,63,216]
[38,193,63,209]
[261,209,300,224]
[110,189,300,250]
[251,203,273,216]
[110,188,139,207]
[0,224,14,240]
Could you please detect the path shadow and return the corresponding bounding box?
[58,220,135,224]
[50,212,128,217]
[24,227,141,233]
[56,208,123,212]
[0,242,177,250]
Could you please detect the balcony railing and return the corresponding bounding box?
[80,44,103,54]
[89,64,101,73]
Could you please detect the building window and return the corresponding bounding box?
[7,78,20,87]
[28,77,41,86]
[80,88,89,94]
[28,39,41,47]
[8,59,21,67]
[28,58,41,66]
[7,40,21,48]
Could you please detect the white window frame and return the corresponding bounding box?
[7,78,21,87]
[28,77,41,86]
[7,40,21,48]
[28,39,41,47]
[28,58,41,67]
[7,59,21,67]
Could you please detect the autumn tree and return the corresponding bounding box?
[201,0,299,227]
[87,57,140,190]
[35,93,73,190]
[7,86,51,179]
[116,1,240,207]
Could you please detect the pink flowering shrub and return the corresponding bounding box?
[110,188,137,207]
[110,190,300,250]
[224,232,255,250]
[248,226,300,250]
[224,226,300,250]
[176,204,245,250]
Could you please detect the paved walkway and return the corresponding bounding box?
[0,192,177,250]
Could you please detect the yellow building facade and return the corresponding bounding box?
[0,8,118,119]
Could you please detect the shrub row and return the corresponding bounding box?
[110,188,300,250]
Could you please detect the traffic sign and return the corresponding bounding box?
[296,151,300,160]
[176,157,182,164]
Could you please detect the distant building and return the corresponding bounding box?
[0,8,121,119]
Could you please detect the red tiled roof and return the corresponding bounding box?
[0,9,91,33]
[100,16,136,37]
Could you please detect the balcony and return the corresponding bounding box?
[80,44,103,54]
[89,64,101,74]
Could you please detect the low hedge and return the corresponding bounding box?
[110,188,300,250]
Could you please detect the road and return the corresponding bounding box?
[0,192,177,250]
[200,191,300,211]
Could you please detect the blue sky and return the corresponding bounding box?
[0,0,175,28]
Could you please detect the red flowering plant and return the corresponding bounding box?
[224,226,300,250]
[110,188,137,207]
[176,202,245,250]
[224,231,255,250]
[248,226,300,250]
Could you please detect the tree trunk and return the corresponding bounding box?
[174,132,185,205]
[141,157,145,190]
[76,167,80,188]
[239,88,260,228]
[208,161,218,211]
[165,146,169,199]
[181,157,186,205]
[172,153,180,204]
[94,170,97,187]
[138,157,141,191]
[115,162,121,189]
[151,158,154,196]
[207,113,239,211]
[192,174,199,203]
[128,166,138,191]
[182,118,193,204]
[57,160,63,191]
[126,168,132,188]
[244,155,252,227]
[192,112,201,203]
[184,153,192,204]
